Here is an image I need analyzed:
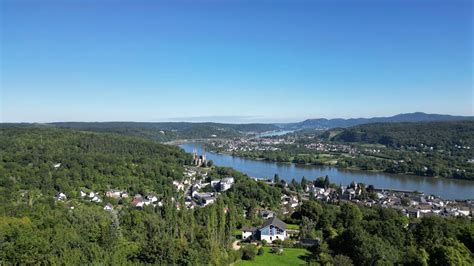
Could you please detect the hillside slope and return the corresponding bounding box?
[328,120,474,149]
[285,112,473,130]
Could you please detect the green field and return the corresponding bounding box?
[236,247,310,266]
[286,224,300,230]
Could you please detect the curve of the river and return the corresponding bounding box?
[180,143,474,200]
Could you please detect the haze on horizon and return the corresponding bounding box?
[1,0,472,123]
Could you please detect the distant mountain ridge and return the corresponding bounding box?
[281,112,474,130]
[2,112,472,141]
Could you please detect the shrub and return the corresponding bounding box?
[271,247,284,255]
[273,239,283,246]
[257,247,264,256]
[282,239,294,248]
[228,249,243,263]
[333,254,354,266]
[242,245,257,260]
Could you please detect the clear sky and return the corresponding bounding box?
[1,0,472,123]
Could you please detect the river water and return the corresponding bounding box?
[180,143,474,200]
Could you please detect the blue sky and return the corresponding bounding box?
[1,0,472,123]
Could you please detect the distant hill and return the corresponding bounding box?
[0,122,279,142]
[325,120,474,149]
[282,112,474,130]
[1,112,472,141]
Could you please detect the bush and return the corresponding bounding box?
[257,247,264,256]
[333,254,354,265]
[271,247,284,255]
[273,239,283,246]
[242,245,257,260]
[228,249,243,263]
[282,239,294,248]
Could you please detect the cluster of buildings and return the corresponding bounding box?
[210,177,235,192]
[65,167,235,211]
[304,142,358,154]
[209,137,296,153]
[80,190,104,203]
[454,144,471,150]
[369,192,473,218]
[130,193,162,208]
[302,181,473,218]
[184,176,235,208]
[280,194,301,211]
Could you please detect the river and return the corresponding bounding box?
[180,143,474,200]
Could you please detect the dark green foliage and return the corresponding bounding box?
[333,254,354,266]
[209,168,282,210]
[293,199,473,266]
[330,121,474,149]
[241,244,257,260]
[46,121,277,141]
[1,127,473,265]
[0,128,245,265]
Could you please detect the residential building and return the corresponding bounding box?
[258,216,287,243]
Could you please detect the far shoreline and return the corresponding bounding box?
[168,139,474,184]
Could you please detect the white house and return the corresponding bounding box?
[260,210,275,220]
[104,204,113,211]
[55,192,67,201]
[257,216,287,243]
[173,181,185,191]
[456,207,471,216]
[219,177,234,191]
[241,227,257,240]
[53,163,61,169]
[210,180,220,188]
[91,196,102,203]
[132,196,144,208]
[106,190,122,199]
[146,194,158,203]
[192,192,215,206]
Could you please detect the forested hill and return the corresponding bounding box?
[0,127,282,264]
[0,127,188,196]
[326,120,474,149]
[51,122,278,140]
[1,122,279,142]
[284,112,473,130]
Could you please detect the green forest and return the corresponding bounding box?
[0,128,281,264]
[327,121,474,149]
[0,127,472,265]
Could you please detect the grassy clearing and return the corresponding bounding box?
[235,247,310,266]
[286,224,300,230]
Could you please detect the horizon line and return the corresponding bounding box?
[1,112,473,125]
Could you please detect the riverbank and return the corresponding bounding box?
[207,149,461,182]
[179,143,474,200]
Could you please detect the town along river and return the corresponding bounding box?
[180,143,474,200]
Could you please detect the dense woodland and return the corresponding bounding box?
[1,122,278,143]
[327,121,474,149]
[0,127,472,265]
[291,200,473,265]
[0,128,281,264]
[52,122,278,141]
